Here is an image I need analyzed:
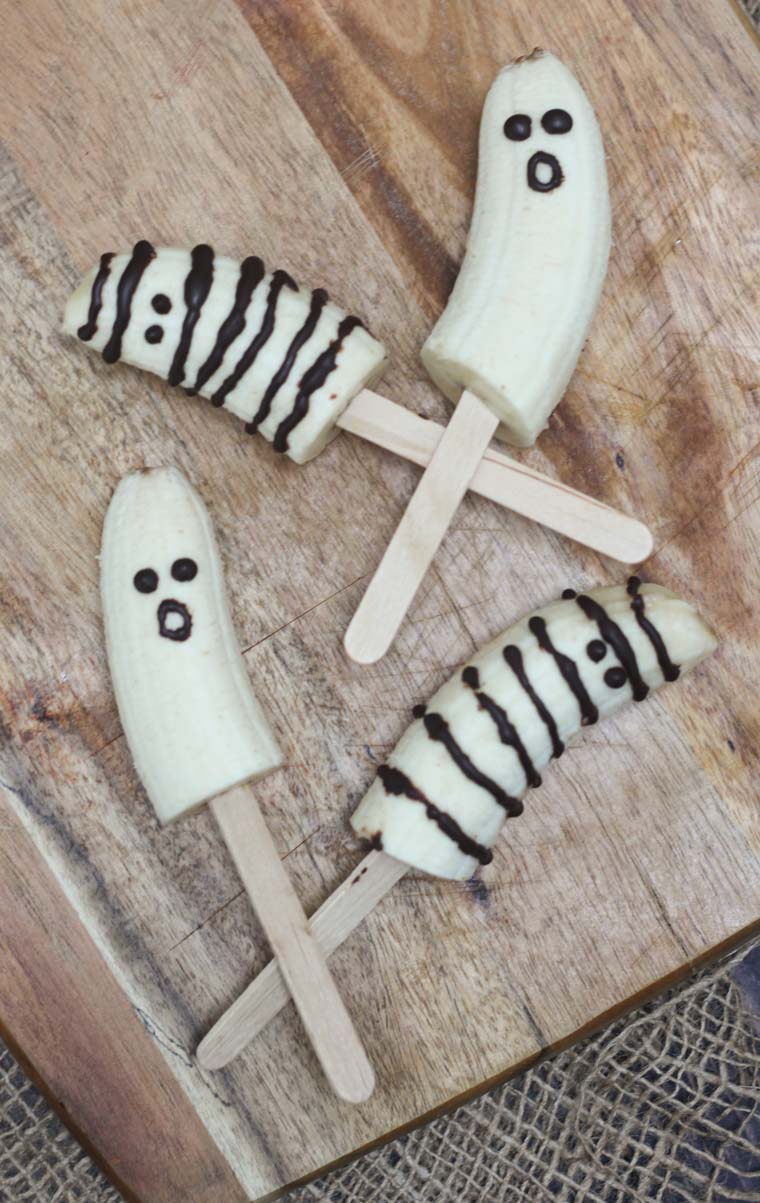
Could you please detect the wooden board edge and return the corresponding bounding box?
[257,917,760,1202]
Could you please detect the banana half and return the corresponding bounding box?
[64,244,388,464]
[101,467,283,824]
[351,582,717,879]
[422,50,611,447]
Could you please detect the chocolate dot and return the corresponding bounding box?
[145,325,163,344]
[587,640,607,663]
[171,557,198,582]
[542,108,573,134]
[604,666,628,689]
[151,294,172,314]
[134,568,158,593]
[562,588,577,599]
[412,703,427,719]
[504,113,532,141]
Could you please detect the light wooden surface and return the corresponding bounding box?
[210,787,375,1103]
[1,1,759,1201]
[345,390,500,663]
[341,390,655,562]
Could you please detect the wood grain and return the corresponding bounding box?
[1,0,759,1200]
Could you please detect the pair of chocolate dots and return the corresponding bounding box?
[145,292,172,345]
[504,107,573,141]
[134,557,197,594]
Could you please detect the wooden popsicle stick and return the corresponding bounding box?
[344,390,500,664]
[337,389,653,565]
[210,786,375,1102]
[197,850,407,1070]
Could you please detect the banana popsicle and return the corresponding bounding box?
[422,49,611,448]
[63,243,650,563]
[101,466,374,1102]
[198,579,717,1067]
[345,51,616,663]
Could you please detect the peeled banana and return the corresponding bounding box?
[64,244,387,464]
[351,580,717,879]
[421,50,611,447]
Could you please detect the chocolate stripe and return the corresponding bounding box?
[168,244,215,387]
[462,667,541,789]
[187,255,264,397]
[529,616,599,726]
[423,713,523,817]
[377,765,492,866]
[575,594,649,702]
[211,269,297,407]
[77,252,114,342]
[627,577,680,682]
[102,240,155,364]
[246,287,328,434]
[503,644,564,758]
[273,314,364,453]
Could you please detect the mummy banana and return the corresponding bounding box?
[64,244,387,464]
[421,50,611,447]
[352,580,717,879]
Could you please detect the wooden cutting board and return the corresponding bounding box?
[1,1,758,1199]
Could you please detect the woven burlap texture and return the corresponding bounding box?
[2,940,758,1203]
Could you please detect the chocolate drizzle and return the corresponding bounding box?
[77,251,114,341]
[246,287,328,434]
[377,765,492,866]
[211,269,297,408]
[273,315,364,453]
[575,595,648,702]
[423,712,523,816]
[168,244,214,387]
[627,577,680,682]
[462,666,541,789]
[503,643,564,758]
[529,616,598,725]
[188,255,264,397]
[102,240,155,364]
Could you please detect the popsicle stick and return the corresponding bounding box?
[198,850,407,1070]
[345,390,499,663]
[338,389,653,565]
[210,786,375,1102]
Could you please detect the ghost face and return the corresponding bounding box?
[502,105,573,193]
[132,556,198,641]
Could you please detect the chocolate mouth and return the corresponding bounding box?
[158,598,192,641]
[527,151,563,193]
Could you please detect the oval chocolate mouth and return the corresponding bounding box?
[157,598,192,641]
[527,151,564,193]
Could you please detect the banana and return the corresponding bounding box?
[421,50,611,447]
[64,244,387,464]
[351,581,717,879]
[101,466,282,824]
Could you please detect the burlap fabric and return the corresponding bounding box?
[2,939,758,1203]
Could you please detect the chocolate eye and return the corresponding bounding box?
[134,568,158,593]
[586,640,607,663]
[504,113,532,141]
[171,557,198,582]
[151,294,172,314]
[145,325,164,344]
[604,667,628,689]
[541,108,573,134]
